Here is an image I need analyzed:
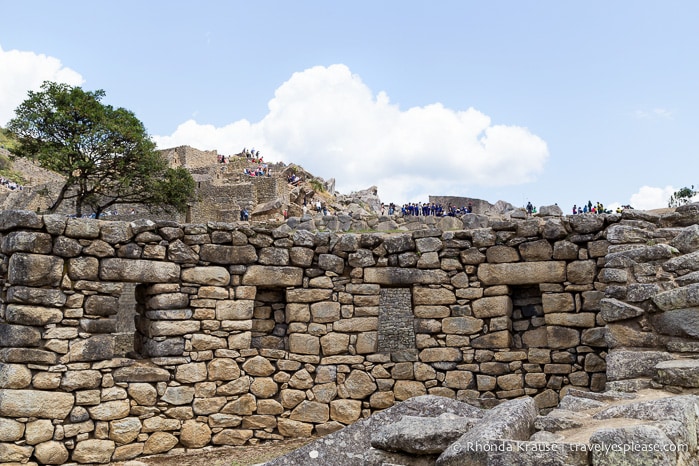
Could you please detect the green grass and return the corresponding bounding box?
[0,127,19,151]
[309,179,325,192]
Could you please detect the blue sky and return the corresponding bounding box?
[1,1,698,211]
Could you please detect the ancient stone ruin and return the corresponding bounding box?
[1,203,699,464]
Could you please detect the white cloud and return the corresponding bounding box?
[154,64,549,205]
[629,185,678,210]
[0,45,84,126]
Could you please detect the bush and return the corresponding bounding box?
[309,179,325,193]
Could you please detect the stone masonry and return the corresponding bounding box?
[1,204,699,464]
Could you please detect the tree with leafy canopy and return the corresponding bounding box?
[668,185,697,208]
[7,81,195,218]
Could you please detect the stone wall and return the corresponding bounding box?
[188,175,290,224]
[1,206,698,464]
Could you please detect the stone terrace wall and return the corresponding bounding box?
[1,207,698,464]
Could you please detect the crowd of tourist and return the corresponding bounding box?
[243,166,271,177]
[0,176,22,190]
[387,201,474,217]
[573,201,611,215]
[287,174,303,186]
[241,147,262,161]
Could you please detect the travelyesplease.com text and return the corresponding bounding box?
[450,441,688,454]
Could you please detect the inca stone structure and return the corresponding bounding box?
[1,204,699,464]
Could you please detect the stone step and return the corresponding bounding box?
[654,359,699,387]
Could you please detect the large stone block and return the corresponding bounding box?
[100,221,133,243]
[290,247,315,266]
[286,288,333,303]
[8,253,64,286]
[0,348,58,364]
[0,210,43,231]
[0,389,74,418]
[600,298,644,322]
[290,400,330,423]
[259,247,290,266]
[332,317,378,332]
[289,333,320,355]
[320,333,350,355]
[243,265,303,286]
[0,443,33,463]
[34,440,70,464]
[311,301,341,323]
[141,320,200,337]
[0,324,41,348]
[605,224,653,244]
[2,231,52,254]
[71,439,115,464]
[0,364,32,388]
[522,327,548,348]
[654,359,699,388]
[100,258,180,283]
[471,330,512,349]
[486,245,520,263]
[545,326,580,349]
[472,296,512,318]
[175,362,207,383]
[413,287,456,305]
[606,349,673,381]
[84,294,119,316]
[60,370,102,391]
[318,253,344,274]
[180,420,212,448]
[212,428,254,445]
[199,244,258,264]
[542,293,574,313]
[112,363,171,382]
[544,312,596,328]
[5,304,63,326]
[478,261,566,285]
[68,335,115,362]
[65,218,100,238]
[394,380,427,400]
[6,286,67,307]
[519,239,553,261]
[161,386,195,405]
[652,308,699,338]
[67,256,100,280]
[653,283,699,311]
[590,425,676,466]
[605,322,661,349]
[364,267,450,285]
[566,260,596,284]
[181,266,230,285]
[437,397,537,466]
[167,239,199,263]
[87,399,131,420]
[216,300,254,320]
[330,399,362,424]
[442,317,484,335]
[419,347,462,362]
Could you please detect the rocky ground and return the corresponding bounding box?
[111,437,314,466]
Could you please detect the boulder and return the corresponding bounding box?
[371,414,478,454]
[436,397,537,466]
[265,395,483,466]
